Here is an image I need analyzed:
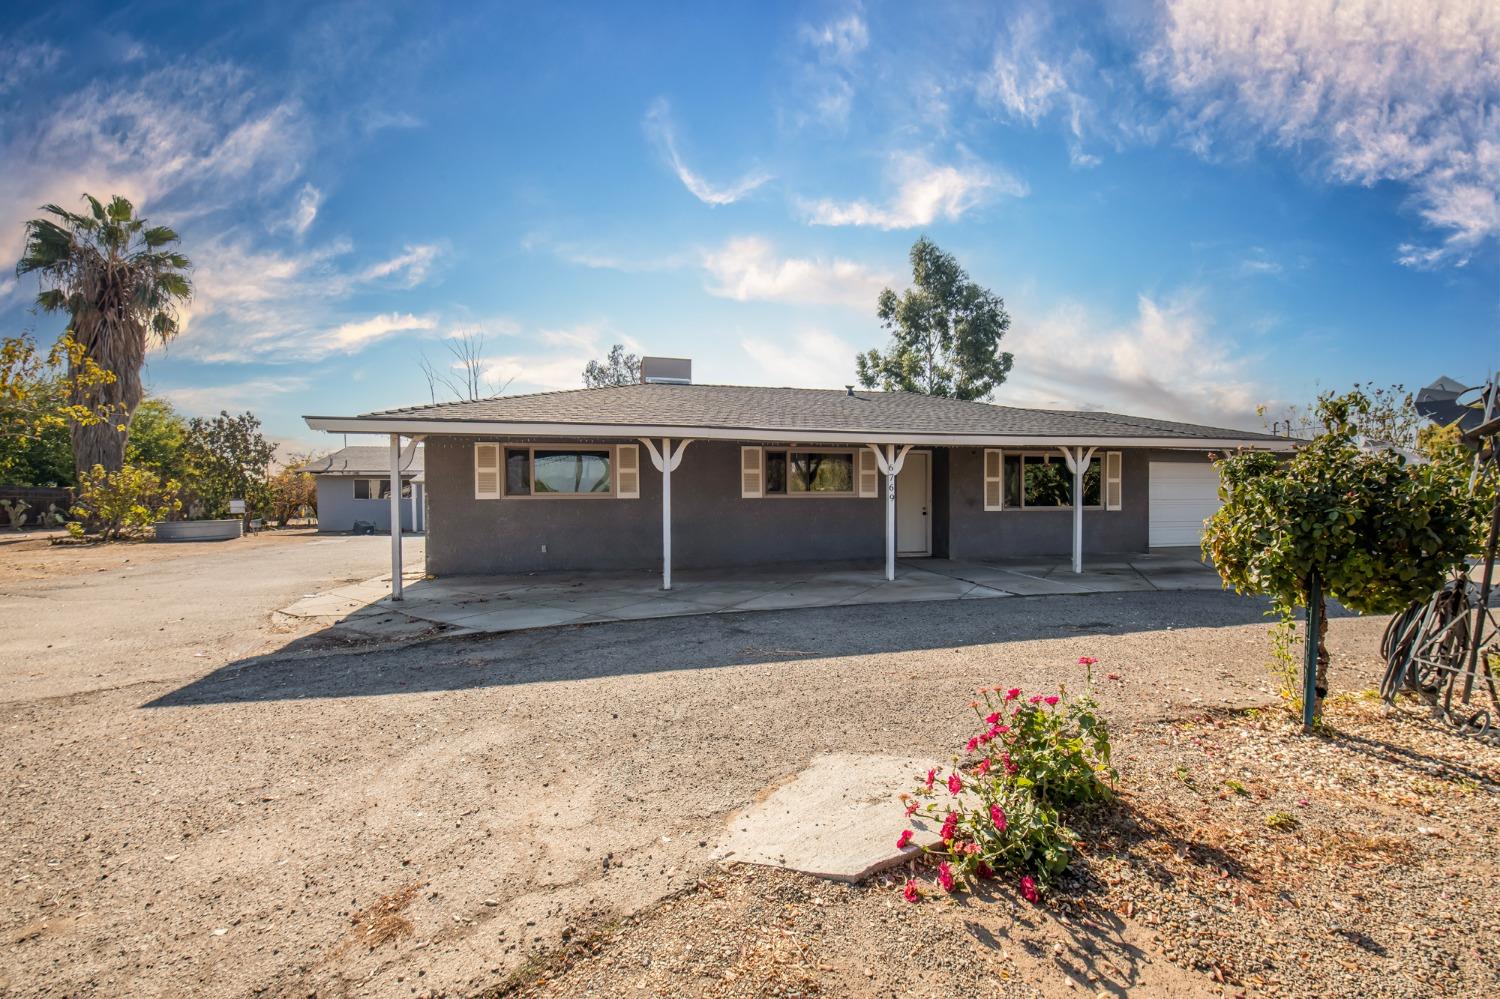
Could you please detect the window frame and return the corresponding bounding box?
[500,443,617,500]
[355,477,412,500]
[999,450,1105,511]
[758,446,860,498]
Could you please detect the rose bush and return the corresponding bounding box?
[899,658,1116,903]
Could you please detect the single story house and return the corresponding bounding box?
[304,357,1288,600]
[297,444,425,533]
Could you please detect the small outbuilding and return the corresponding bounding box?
[297,444,424,534]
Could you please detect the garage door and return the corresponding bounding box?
[1148,462,1223,547]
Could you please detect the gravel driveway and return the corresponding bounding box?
[0,542,1390,998]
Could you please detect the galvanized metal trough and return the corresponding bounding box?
[153,519,244,542]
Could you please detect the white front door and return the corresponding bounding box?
[896,451,931,556]
[1148,461,1222,547]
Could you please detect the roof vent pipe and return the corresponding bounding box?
[640,357,692,385]
[845,385,854,396]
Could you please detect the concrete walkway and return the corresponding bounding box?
[277,553,1221,640]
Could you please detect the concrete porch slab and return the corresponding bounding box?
[276,553,1223,638]
[713,754,945,882]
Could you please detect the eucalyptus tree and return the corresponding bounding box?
[856,237,1012,401]
[17,195,192,474]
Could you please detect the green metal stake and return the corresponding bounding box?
[1303,572,1321,734]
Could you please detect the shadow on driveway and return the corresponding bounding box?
[142,588,1355,709]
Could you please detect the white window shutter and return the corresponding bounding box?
[740,446,763,498]
[857,448,879,498]
[615,444,640,499]
[1104,451,1123,510]
[475,443,500,499]
[983,449,1003,511]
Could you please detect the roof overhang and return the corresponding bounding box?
[303,415,1295,451]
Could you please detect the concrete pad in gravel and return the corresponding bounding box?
[713,754,946,883]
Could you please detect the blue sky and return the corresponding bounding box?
[2,0,1497,455]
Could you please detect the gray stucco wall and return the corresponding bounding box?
[423,438,1221,574]
[315,476,422,533]
[424,437,885,575]
[943,447,1151,558]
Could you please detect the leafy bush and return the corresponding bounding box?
[899,659,1116,903]
[1203,390,1476,715]
[67,463,181,541]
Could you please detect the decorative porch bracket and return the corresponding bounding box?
[1057,445,1097,575]
[866,443,914,582]
[641,437,693,591]
[388,433,404,601]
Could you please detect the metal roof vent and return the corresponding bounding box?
[640,357,692,385]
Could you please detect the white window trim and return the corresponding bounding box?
[759,446,862,498]
[500,443,618,500]
[997,450,1107,511]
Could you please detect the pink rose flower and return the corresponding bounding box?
[1019,874,1039,904]
[985,711,1001,725]
[976,861,994,880]
[989,803,1007,831]
[965,736,980,753]
[924,768,936,790]
[897,829,913,849]
[947,772,962,795]
[1107,673,1121,681]
[940,812,958,841]
[1005,688,1021,701]
[1044,695,1060,706]
[1029,695,1043,704]
[903,878,920,903]
[975,759,992,775]
[1078,656,1098,666]
[905,800,919,816]
[938,862,955,893]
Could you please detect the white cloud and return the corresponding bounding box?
[473,322,638,394]
[701,236,893,309]
[740,328,860,388]
[358,243,441,286]
[156,375,311,417]
[800,153,1026,229]
[799,10,869,66]
[0,40,62,95]
[643,99,770,206]
[785,6,868,129]
[0,61,310,271]
[1144,0,1500,266]
[998,293,1267,429]
[979,13,1068,124]
[172,236,442,361]
[318,312,437,353]
[290,183,321,236]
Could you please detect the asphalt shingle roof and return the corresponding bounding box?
[336,384,1281,443]
[297,445,424,477]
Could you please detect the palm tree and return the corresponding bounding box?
[17,194,192,475]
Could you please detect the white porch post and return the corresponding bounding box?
[641,438,693,591]
[389,433,403,600]
[867,443,913,581]
[1058,445,1097,575]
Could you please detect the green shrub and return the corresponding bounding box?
[68,464,182,541]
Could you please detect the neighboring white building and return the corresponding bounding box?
[298,444,424,533]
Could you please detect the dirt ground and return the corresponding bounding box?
[0,529,424,703]
[3,536,1493,997]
